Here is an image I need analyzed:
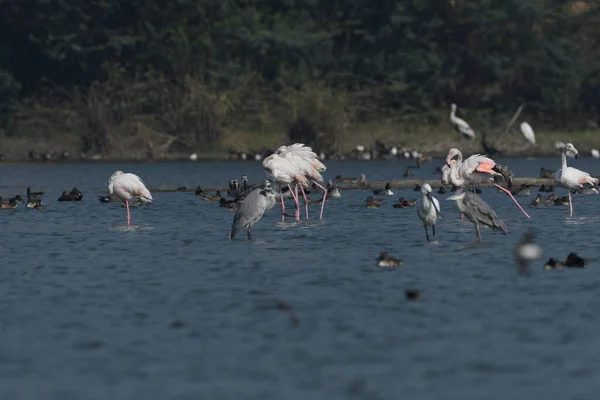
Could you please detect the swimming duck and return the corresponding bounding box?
[98,194,120,203]
[511,184,532,196]
[529,194,548,207]
[12,195,24,204]
[195,186,223,201]
[437,186,448,194]
[572,187,599,195]
[26,187,44,199]
[373,182,394,196]
[0,197,18,209]
[405,289,422,300]
[543,258,564,270]
[539,167,555,179]
[403,169,414,177]
[376,252,402,268]
[552,194,569,206]
[565,252,587,268]
[538,184,554,193]
[393,197,417,208]
[326,180,341,198]
[26,199,43,209]
[366,196,384,209]
[413,184,421,192]
[335,174,367,185]
[57,187,83,202]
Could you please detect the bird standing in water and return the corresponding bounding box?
[416,183,440,242]
[108,171,153,226]
[447,192,508,242]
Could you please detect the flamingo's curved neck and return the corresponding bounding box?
[561,149,568,171]
[449,161,465,187]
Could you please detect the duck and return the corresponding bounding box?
[326,180,341,198]
[565,252,587,268]
[510,184,532,196]
[373,182,394,196]
[27,187,44,199]
[26,199,43,209]
[195,186,223,201]
[572,187,599,195]
[437,186,448,194]
[544,258,564,270]
[98,194,120,203]
[529,194,550,207]
[376,252,402,268]
[12,195,24,204]
[413,184,421,192]
[539,167,555,179]
[405,289,422,300]
[366,196,384,209]
[538,184,554,193]
[403,169,414,177]
[0,197,18,209]
[551,194,569,206]
[393,197,417,208]
[57,187,83,202]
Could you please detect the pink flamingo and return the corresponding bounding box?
[263,143,328,221]
[108,171,153,225]
[555,143,598,217]
[445,148,530,219]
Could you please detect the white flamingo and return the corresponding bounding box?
[445,148,530,218]
[520,122,535,145]
[450,103,476,140]
[554,143,598,217]
[263,143,328,221]
[416,183,440,242]
[108,171,153,225]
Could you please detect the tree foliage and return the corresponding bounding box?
[0,0,599,153]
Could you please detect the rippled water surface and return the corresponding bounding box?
[1,157,600,399]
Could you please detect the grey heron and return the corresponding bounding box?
[416,183,440,242]
[446,192,507,242]
[229,183,277,240]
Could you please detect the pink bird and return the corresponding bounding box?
[263,143,328,221]
[554,143,598,217]
[445,148,530,219]
[108,170,153,225]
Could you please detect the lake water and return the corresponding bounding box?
[1,157,599,399]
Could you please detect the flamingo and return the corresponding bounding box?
[445,148,531,218]
[450,103,476,140]
[108,170,153,225]
[520,122,536,145]
[262,143,328,221]
[554,143,599,217]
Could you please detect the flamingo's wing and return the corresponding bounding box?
[120,173,153,203]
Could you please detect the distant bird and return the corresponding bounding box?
[514,231,543,275]
[565,252,587,268]
[405,289,422,300]
[189,153,198,161]
[108,171,153,226]
[437,186,447,194]
[539,168,555,179]
[11,195,24,204]
[229,184,277,240]
[403,168,414,177]
[538,184,554,193]
[449,103,476,140]
[99,194,120,203]
[26,199,43,209]
[335,174,367,185]
[520,122,536,145]
[195,187,223,201]
[373,182,394,196]
[510,184,532,196]
[27,187,44,199]
[447,192,508,242]
[592,149,599,159]
[0,197,18,209]
[554,143,599,216]
[366,196,383,208]
[326,180,341,198]
[445,148,530,218]
[393,197,416,208]
[416,183,440,242]
[58,188,83,202]
[376,252,402,268]
[544,258,564,270]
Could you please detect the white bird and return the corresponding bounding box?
[262,143,328,221]
[189,153,198,161]
[108,171,153,226]
[441,164,451,186]
[445,148,530,218]
[450,103,476,140]
[520,122,536,145]
[591,149,599,159]
[515,232,543,275]
[554,143,599,217]
[416,183,440,242]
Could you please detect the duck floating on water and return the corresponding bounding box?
[376,252,402,268]
[58,187,83,202]
[373,182,394,196]
[366,196,384,209]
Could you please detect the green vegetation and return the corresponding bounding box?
[1,0,599,158]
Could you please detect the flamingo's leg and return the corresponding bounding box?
[287,184,300,222]
[280,194,286,222]
[294,184,300,221]
[493,183,531,219]
[299,185,309,220]
[569,192,573,217]
[312,181,328,220]
[126,200,131,226]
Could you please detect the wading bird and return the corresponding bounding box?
[445,148,530,218]
[229,183,277,240]
[554,143,599,217]
[447,192,508,242]
[520,122,536,146]
[108,171,153,226]
[416,183,440,242]
[450,103,476,140]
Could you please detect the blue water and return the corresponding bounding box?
[1,157,599,399]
